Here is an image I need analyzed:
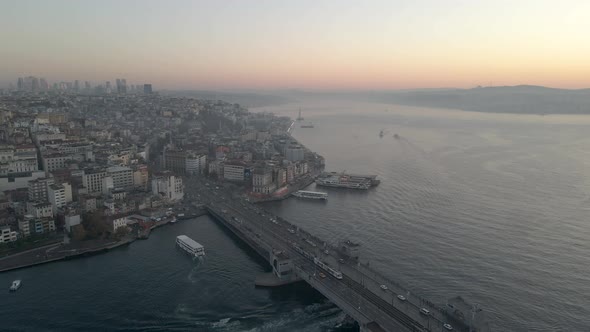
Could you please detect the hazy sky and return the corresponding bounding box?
[1,0,589,90]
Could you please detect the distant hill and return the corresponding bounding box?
[372,85,590,114]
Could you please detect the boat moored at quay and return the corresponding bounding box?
[292,190,328,200]
[315,172,380,190]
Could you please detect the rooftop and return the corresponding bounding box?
[176,235,204,250]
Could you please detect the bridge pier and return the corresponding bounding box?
[255,249,301,287]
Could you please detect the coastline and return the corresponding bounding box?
[0,236,135,273]
[0,118,319,273]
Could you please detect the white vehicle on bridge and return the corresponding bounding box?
[443,323,453,330]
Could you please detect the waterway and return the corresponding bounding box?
[258,100,590,331]
[2,100,590,331]
[0,216,343,331]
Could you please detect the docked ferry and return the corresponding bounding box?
[315,172,380,190]
[292,190,328,200]
[176,235,205,257]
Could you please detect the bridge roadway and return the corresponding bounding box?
[187,179,464,332]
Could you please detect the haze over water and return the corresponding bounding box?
[257,101,590,331]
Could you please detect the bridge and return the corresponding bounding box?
[186,179,486,332]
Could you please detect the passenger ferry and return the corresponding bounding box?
[292,190,328,200]
[176,235,205,257]
[316,172,379,190]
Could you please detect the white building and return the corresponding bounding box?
[48,183,72,214]
[102,176,114,195]
[151,172,184,201]
[185,153,207,175]
[27,201,53,218]
[42,153,71,172]
[223,163,245,182]
[285,145,304,161]
[110,215,129,232]
[64,214,81,233]
[18,219,31,237]
[28,177,54,201]
[0,145,39,175]
[0,170,45,191]
[106,166,133,189]
[82,170,107,194]
[252,168,276,194]
[0,226,17,243]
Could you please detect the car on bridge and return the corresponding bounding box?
[443,323,453,330]
[319,272,326,278]
[397,294,406,301]
[419,308,430,316]
[380,284,388,290]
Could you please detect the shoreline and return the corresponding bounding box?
[0,237,135,273]
[0,117,319,274]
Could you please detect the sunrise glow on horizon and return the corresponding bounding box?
[2,0,590,90]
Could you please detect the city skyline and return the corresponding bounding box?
[2,0,590,90]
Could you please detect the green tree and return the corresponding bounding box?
[81,211,109,239]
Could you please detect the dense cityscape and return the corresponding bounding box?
[0,77,323,268]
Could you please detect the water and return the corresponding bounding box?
[3,100,590,331]
[257,100,590,331]
[0,215,344,331]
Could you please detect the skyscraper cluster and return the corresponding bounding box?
[13,77,154,94]
[16,76,48,92]
[115,78,127,94]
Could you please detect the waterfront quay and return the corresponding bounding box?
[187,177,477,332]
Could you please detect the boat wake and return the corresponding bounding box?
[187,258,205,283]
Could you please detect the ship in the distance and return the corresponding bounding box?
[315,172,380,189]
[292,190,328,200]
[300,122,314,128]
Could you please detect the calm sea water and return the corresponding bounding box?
[2,101,589,331]
[0,216,343,332]
[257,101,590,331]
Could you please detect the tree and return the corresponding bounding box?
[81,211,109,239]
[113,227,129,241]
[71,224,86,241]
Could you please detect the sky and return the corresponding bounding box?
[1,0,590,90]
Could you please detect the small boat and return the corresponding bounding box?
[393,133,400,139]
[9,280,21,292]
[170,217,177,223]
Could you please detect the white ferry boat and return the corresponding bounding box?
[292,190,328,200]
[176,235,205,257]
[9,280,21,292]
[315,172,379,190]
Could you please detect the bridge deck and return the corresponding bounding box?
[187,178,472,332]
